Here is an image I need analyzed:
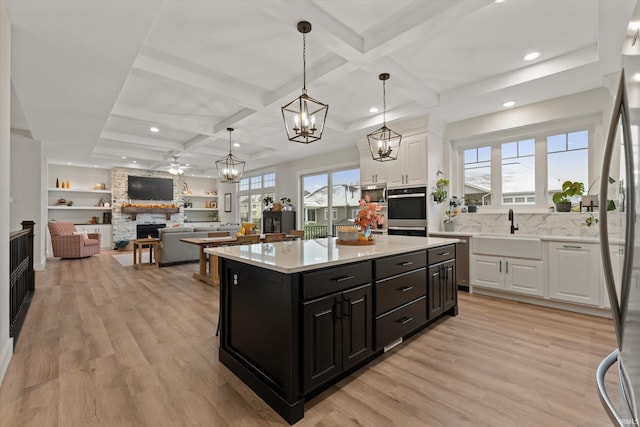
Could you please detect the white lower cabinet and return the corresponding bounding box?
[547,242,600,306]
[471,255,544,296]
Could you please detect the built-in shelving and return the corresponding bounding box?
[48,206,111,210]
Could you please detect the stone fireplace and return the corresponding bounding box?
[136,223,166,239]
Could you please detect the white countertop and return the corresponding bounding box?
[205,235,459,274]
[429,230,601,243]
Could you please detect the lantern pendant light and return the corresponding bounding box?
[216,128,245,183]
[367,73,402,162]
[281,21,328,144]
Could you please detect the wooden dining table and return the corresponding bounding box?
[180,236,236,286]
[180,234,299,286]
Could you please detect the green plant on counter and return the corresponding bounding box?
[552,180,584,212]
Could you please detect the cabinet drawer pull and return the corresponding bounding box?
[438,252,450,256]
[398,285,414,292]
[562,245,582,249]
[499,260,502,273]
[399,317,413,325]
[333,275,355,282]
[399,261,414,266]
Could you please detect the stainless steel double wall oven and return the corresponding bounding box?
[387,186,427,236]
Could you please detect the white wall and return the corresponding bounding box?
[0,0,13,383]
[10,134,45,269]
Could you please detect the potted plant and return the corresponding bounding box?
[262,196,274,211]
[466,198,479,213]
[280,196,292,211]
[183,198,192,208]
[552,180,584,212]
[431,170,449,204]
[443,210,456,231]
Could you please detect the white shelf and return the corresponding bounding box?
[183,194,218,198]
[48,188,111,194]
[48,206,112,210]
[184,207,218,211]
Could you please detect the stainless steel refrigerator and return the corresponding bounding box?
[597,68,640,426]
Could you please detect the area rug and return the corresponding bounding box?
[112,251,155,266]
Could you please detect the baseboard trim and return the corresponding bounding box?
[471,287,611,318]
[0,337,13,384]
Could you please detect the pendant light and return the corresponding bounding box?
[216,128,245,183]
[281,20,328,144]
[367,73,402,162]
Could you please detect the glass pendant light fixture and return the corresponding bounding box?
[216,128,245,183]
[367,73,402,162]
[281,20,328,144]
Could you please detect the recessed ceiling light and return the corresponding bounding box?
[94,165,98,168]
[149,127,159,133]
[495,0,505,3]
[233,143,240,147]
[503,101,516,107]
[634,73,640,81]
[121,156,127,159]
[133,160,137,163]
[524,52,540,61]
[369,107,379,113]
[67,162,71,165]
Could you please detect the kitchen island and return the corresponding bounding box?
[206,235,459,424]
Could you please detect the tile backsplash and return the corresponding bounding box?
[447,212,619,237]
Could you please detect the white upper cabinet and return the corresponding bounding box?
[359,134,426,188]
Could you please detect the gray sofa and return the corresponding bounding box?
[158,224,241,267]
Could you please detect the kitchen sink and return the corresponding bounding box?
[472,234,542,259]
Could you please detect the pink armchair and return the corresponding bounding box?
[48,222,101,258]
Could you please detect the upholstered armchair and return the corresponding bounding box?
[48,222,101,258]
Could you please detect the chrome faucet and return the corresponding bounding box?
[508,209,519,234]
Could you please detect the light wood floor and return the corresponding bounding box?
[0,251,620,426]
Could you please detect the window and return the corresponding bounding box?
[238,172,276,229]
[502,139,535,205]
[302,167,360,237]
[463,146,491,206]
[458,127,589,209]
[547,130,588,201]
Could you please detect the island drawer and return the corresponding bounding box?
[302,261,372,300]
[428,245,455,265]
[374,251,427,280]
[375,268,426,314]
[375,296,426,349]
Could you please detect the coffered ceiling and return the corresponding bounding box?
[6,0,636,177]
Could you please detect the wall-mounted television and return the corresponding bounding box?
[128,176,173,201]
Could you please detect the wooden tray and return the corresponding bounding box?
[336,239,376,246]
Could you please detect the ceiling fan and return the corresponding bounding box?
[167,156,191,175]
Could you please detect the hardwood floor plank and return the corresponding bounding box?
[0,252,620,426]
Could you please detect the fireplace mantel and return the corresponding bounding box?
[121,206,179,220]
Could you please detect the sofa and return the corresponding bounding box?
[158,224,241,266]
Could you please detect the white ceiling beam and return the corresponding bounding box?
[100,131,184,151]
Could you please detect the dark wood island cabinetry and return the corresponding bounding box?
[208,235,459,424]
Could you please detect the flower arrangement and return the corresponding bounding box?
[354,195,385,230]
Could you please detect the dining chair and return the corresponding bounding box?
[208,231,230,237]
[289,229,305,239]
[263,233,287,243]
[236,234,260,244]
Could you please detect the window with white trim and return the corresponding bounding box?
[238,172,276,229]
[458,127,589,208]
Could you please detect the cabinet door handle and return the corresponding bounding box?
[398,285,414,292]
[506,261,509,274]
[399,316,413,325]
[343,297,351,319]
[562,245,582,249]
[333,275,354,282]
[333,301,342,320]
[399,261,414,266]
[499,260,502,273]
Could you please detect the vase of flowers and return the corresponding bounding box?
[354,195,384,241]
[443,210,456,231]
